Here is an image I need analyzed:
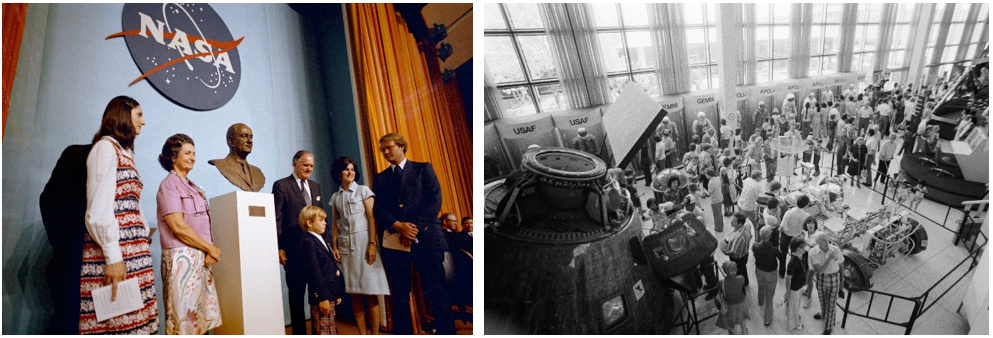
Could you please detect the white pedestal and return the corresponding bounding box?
[209,191,284,335]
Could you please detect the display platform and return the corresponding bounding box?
[899,153,987,207]
[209,191,285,335]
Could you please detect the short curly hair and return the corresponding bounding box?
[158,133,195,171]
[330,156,360,185]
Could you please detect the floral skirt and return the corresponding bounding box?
[162,247,222,334]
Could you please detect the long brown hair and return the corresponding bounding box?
[92,96,140,150]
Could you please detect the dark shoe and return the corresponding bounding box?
[814,313,822,320]
[705,292,717,300]
[823,329,832,335]
[765,321,772,326]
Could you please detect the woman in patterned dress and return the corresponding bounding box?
[80,96,158,334]
[330,157,391,335]
[155,134,222,334]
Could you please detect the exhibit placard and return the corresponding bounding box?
[495,114,558,169]
[550,106,606,159]
[733,86,750,101]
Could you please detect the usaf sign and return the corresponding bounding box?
[111,4,244,110]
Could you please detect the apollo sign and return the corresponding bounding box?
[109,4,243,110]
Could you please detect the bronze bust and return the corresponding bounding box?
[208,123,266,192]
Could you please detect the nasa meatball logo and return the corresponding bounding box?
[109,4,243,110]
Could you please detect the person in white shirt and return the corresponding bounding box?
[778,195,810,277]
[875,100,893,133]
[857,100,873,134]
[875,133,898,185]
[737,170,764,227]
[720,118,733,149]
[809,232,845,335]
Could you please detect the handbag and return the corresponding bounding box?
[715,280,728,315]
[643,211,718,278]
[382,230,411,252]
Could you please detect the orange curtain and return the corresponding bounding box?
[346,3,472,220]
[3,3,27,140]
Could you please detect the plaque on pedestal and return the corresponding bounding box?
[209,191,284,335]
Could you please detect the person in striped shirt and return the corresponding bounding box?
[721,212,754,286]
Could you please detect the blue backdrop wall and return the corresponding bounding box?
[2,3,361,334]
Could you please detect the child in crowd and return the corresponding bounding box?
[299,206,344,335]
[910,180,927,210]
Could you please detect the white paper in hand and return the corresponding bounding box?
[92,278,143,322]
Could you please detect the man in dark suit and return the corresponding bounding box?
[373,133,455,335]
[40,144,93,334]
[272,150,327,335]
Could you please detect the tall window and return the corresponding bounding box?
[484,3,564,117]
[965,4,990,60]
[927,3,989,79]
[754,3,792,82]
[684,3,719,91]
[924,3,948,65]
[850,3,882,72]
[809,3,843,75]
[886,3,916,70]
[592,3,661,102]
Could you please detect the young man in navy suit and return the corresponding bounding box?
[273,150,328,335]
[373,133,455,335]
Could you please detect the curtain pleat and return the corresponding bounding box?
[926,4,955,82]
[872,3,897,80]
[539,3,610,109]
[741,4,757,86]
[788,3,812,79]
[647,3,691,158]
[836,4,859,73]
[3,3,27,140]
[649,3,691,95]
[345,3,472,220]
[484,65,503,121]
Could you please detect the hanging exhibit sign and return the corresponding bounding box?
[550,106,606,160]
[809,77,830,90]
[495,114,558,169]
[733,86,750,101]
[111,4,244,110]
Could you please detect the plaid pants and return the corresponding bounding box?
[816,272,841,330]
[310,305,338,335]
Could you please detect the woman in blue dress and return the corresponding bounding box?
[330,157,391,335]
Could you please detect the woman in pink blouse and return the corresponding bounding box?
[155,133,222,334]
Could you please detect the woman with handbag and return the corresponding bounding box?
[715,261,750,334]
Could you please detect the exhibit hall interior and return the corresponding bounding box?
[2,3,473,335]
[483,3,988,335]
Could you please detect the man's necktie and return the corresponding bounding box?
[300,179,310,206]
[393,165,403,185]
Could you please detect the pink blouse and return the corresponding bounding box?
[156,172,213,250]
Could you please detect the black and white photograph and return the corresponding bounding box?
[483,3,988,335]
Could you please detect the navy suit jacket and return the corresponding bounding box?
[373,160,447,253]
[273,175,328,260]
[299,233,344,305]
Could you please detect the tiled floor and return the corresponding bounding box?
[631,139,981,335]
